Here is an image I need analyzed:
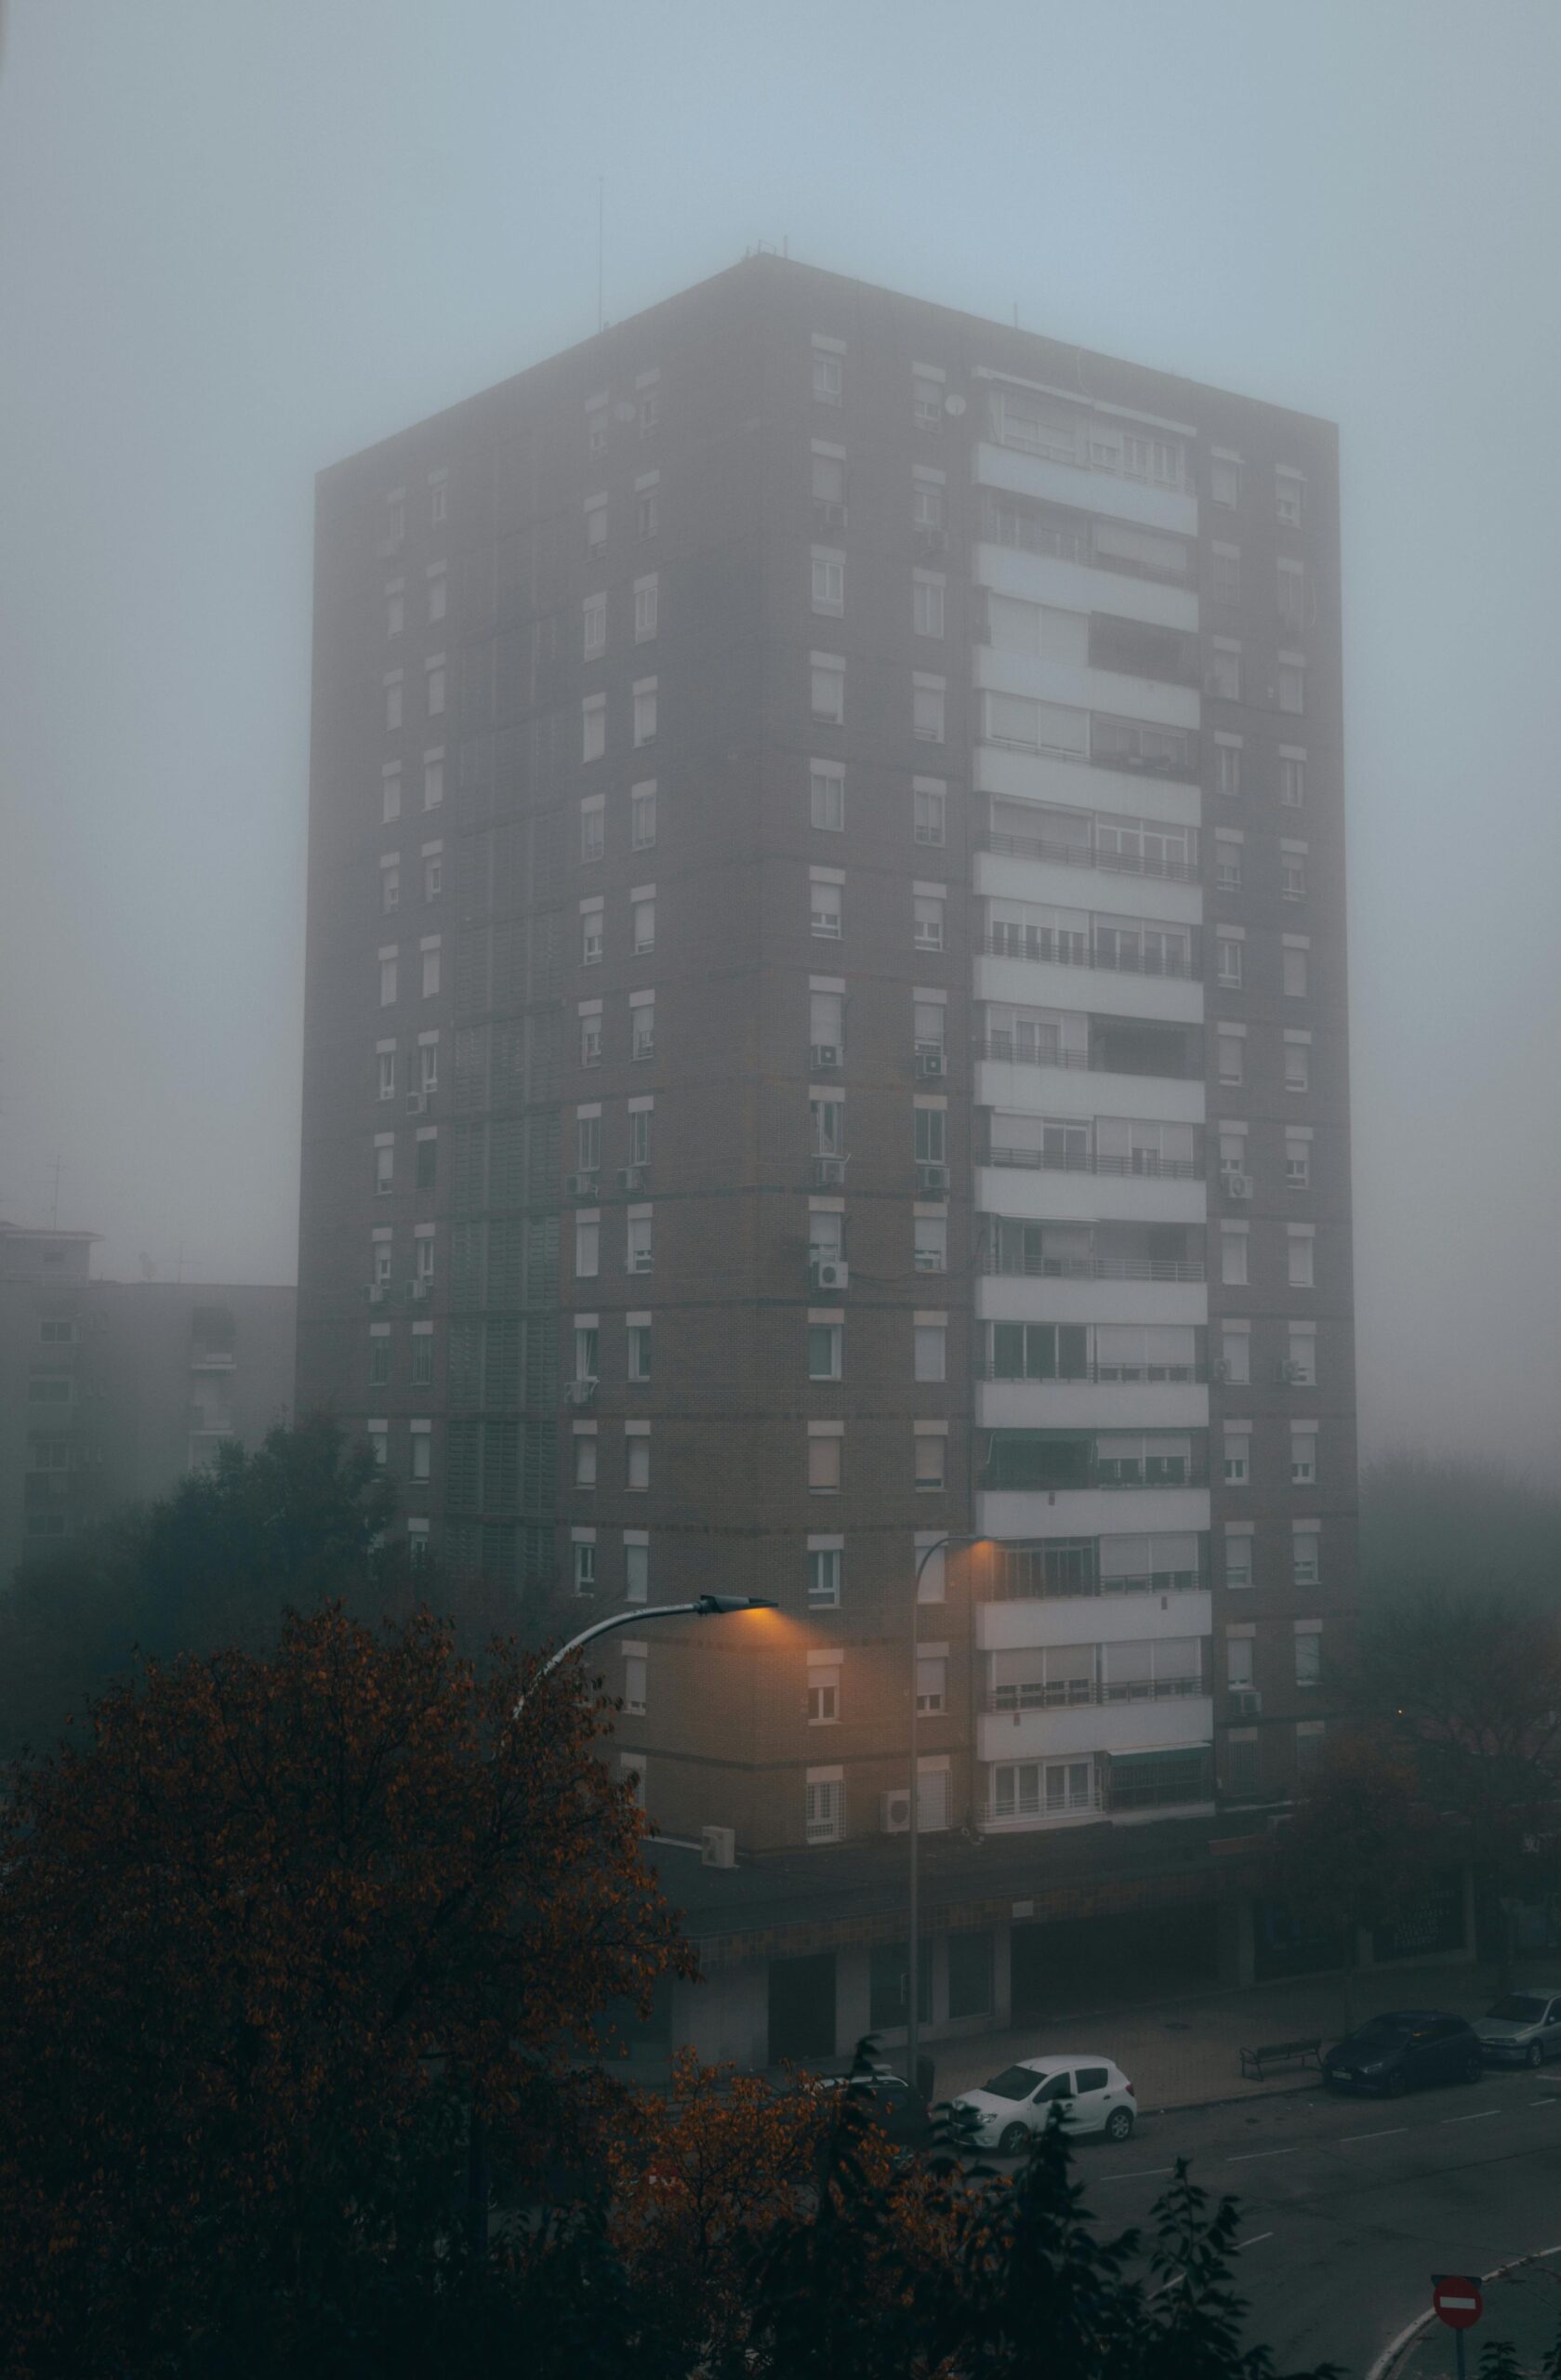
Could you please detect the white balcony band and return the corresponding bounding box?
[976,441,1200,538]
[976,1488,1210,1547]
[972,1058,1204,1128]
[976,1274,1208,1328]
[976,643,1200,735]
[977,745,1202,826]
[976,1379,1209,1432]
[974,1164,1207,1226]
[977,1699,1213,1765]
[974,542,1198,635]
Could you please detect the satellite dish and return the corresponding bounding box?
[945,393,967,417]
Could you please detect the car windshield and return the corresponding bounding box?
[1347,2021,1409,2047]
[1488,1995,1549,2023]
[983,2065,1047,2101]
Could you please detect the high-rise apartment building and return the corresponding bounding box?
[298,256,1365,2064]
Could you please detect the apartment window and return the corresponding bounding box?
[421,941,441,998]
[917,1653,947,1715]
[1278,656,1306,715]
[1224,1528,1254,1590]
[409,1425,432,1484]
[1210,451,1241,508]
[1279,843,1308,903]
[582,693,607,765]
[913,371,944,428]
[574,1433,598,1489]
[632,680,657,747]
[1295,1627,1321,1686]
[633,575,658,642]
[1209,641,1241,702]
[583,593,606,658]
[1291,1427,1317,1488]
[912,474,944,529]
[631,996,655,1062]
[1288,1229,1316,1289]
[913,574,946,639]
[1224,1429,1250,1488]
[579,1007,602,1068]
[807,1660,841,1726]
[581,901,603,967]
[914,1431,946,1492]
[1276,468,1304,526]
[627,1210,654,1275]
[368,1332,390,1388]
[628,1104,652,1167]
[1286,1131,1312,1191]
[636,477,659,537]
[812,348,843,405]
[381,859,401,914]
[628,1319,652,1382]
[427,564,447,624]
[626,1430,651,1491]
[420,752,443,811]
[638,383,658,438]
[807,1321,842,1381]
[808,1544,842,1609]
[914,1110,946,1174]
[811,761,845,832]
[625,1537,649,1604]
[580,796,605,865]
[1220,1324,1250,1386]
[423,850,443,902]
[631,892,655,955]
[808,1430,842,1494]
[585,394,608,456]
[1214,833,1242,891]
[622,1646,647,1714]
[429,471,448,523]
[630,780,657,851]
[384,491,405,547]
[1279,749,1307,807]
[1285,1038,1311,1093]
[576,1113,602,1176]
[573,1537,596,1594]
[411,1328,433,1387]
[809,1208,844,1267]
[416,1135,437,1193]
[811,988,844,1060]
[1220,1226,1249,1287]
[1277,554,1305,629]
[1218,1127,1249,1190]
[366,1421,389,1472]
[371,1236,393,1289]
[1216,932,1243,988]
[1294,1721,1325,1780]
[1209,545,1240,606]
[914,1317,947,1382]
[575,1212,600,1279]
[914,1212,947,1274]
[1217,1028,1245,1087]
[913,998,945,1055]
[914,778,946,846]
[1226,1634,1255,1694]
[586,496,607,555]
[811,876,843,939]
[1283,940,1310,998]
[913,675,946,743]
[1215,738,1242,799]
[385,672,403,731]
[812,449,846,521]
[811,654,845,724]
[913,892,945,951]
[379,950,399,1007]
[382,764,402,824]
[386,581,404,639]
[805,1771,844,1845]
[1287,1324,1317,1385]
[811,548,845,616]
[812,1094,844,1157]
[574,1323,600,1383]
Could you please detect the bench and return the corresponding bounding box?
[1239,2036,1324,2082]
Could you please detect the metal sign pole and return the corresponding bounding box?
[1454,2328,1466,2380]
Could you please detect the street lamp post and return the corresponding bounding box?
[514,1594,775,1718]
[906,1537,983,2092]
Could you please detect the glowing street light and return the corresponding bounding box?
[514,1594,776,1718]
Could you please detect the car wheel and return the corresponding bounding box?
[1462,2053,1483,2084]
[998,2122,1030,2158]
[1104,2108,1134,2144]
[1528,2042,1544,2069]
[1383,2069,1409,2097]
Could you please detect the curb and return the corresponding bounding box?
[1138,2078,1321,2122]
[1365,2241,1561,2380]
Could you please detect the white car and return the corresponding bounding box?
[951,2056,1137,2155]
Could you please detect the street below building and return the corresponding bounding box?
[1041,2064,1561,2374]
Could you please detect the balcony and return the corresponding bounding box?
[976,439,1199,540]
[974,1164,1207,1231]
[978,1695,1213,1767]
[975,506,1194,593]
[977,823,1197,885]
[976,1486,1210,1545]
[974,943,1204,1033]
[986,1674,1208,1716]
[981,1242,1204,1284]
[978,1380,1209,1435]
[979,924,1199,981]
[982,1144,1200,1182]
[978,1585,1211,1646]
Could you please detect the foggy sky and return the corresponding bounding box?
[2,0,1557,1473]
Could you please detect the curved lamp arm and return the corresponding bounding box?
[514,1595,774,1718]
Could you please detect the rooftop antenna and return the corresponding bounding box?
[597,176,604,335]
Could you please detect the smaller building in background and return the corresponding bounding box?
[0,1223,297,1583]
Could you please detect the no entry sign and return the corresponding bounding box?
[1432,2274,1484,2330]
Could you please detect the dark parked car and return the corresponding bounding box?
[1322,2010,1483,2096]
[814,2067,933,2149]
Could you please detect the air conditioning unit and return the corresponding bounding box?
[813,1155,848,1188]
[410,1280,430,1301]
[880,1790,912,1836]
[617,1164,648,1192]
[630,1251,655,1274]
[366,1284,386,1304]
[700,1825,736,1870]
[1230,1689,1262,1718]
[916,1049,946,1079]
[1224,1173,1252,1200]
[811,1043,841,1071]
[565,1171,599,1198]
[812,1259,850,1292]
[1280,1359,1310,1385]
[913,1250,940,1273]
[564,1378,598,1408]
[405,1092,427,1117]
[917,1162,950,1194]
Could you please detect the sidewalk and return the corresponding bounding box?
[929,1955,1556,2115]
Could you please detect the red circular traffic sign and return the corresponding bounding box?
[1432,2275,1484,2331]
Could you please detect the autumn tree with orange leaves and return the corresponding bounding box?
[0,1602,693,2377]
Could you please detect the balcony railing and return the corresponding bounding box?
[979,1762,1212,1826]
[976,1356,1208,1386]
[973,1035,1200,1084]
[979,929,1200,979]
[979,826,1198,883]
[984,1560,1209,1600]
[982,1247,1204,1283]
[986,1674,1207,1714]
[977,503,1192,588]
[984,1145,1202,1181]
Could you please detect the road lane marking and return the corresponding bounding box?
[1098,2164,1175,2183]
[1235,2231,1274,2250]
[1224,2146,1301,2163]
[1440,2108,1500,2123]
[1344,2126,1407,2141]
